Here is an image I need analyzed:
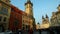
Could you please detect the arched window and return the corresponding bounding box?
[3,17,7,22]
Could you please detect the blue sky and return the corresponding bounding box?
[11,0,60,24]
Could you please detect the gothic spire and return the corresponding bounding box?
[37,22,40,25]
[59,4,60,6]
[46,14,48,18]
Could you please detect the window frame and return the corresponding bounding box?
[14,19,19,26]
[3,17,7,22]
[2,7,8,16]
[0,16,2,21]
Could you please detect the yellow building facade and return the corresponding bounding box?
[40,15,50,29]
[50,4,60,26]
[0,0,11,32]
[22,0,35,30]
[36,15,50,29]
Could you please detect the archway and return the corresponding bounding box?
[0,25,4,32]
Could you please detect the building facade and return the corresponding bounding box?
[22,0,35,30]
[50,4,60,26]
[9,5,23,31]
[0,0,11,32]
[40,15,50,29]
[9,0,36,32]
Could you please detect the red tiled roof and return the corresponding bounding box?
[11,5,30,16]
[11,5,24,15]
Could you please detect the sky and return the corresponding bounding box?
[11,0,60,24]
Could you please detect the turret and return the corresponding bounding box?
[45,14,49,22]
[46,14,48,18]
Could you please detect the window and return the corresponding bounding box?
[0,12,2,14]
[22,27,25,30]
[23,24,24,26]
[23,20,24,23]
[0,3,2,14]
[3,17,7,22]
[2,7,8,15]
[11,9,14,12]
[26,25,29,30]
[14,19,19,26]
[0,16,2,21]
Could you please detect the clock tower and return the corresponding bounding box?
[25,0,33,16]
[23,0,35,30]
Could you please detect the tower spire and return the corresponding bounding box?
[25,0,33,6]
[27,0,31,3]
[57,4,60,11]
[46,14,48,18]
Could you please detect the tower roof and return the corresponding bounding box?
[57,4,60,8]
[37,22,40,25]
[59,4,60,6]
[57,4,60,11]
[25,0,33,6]
[46,14,48,18]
